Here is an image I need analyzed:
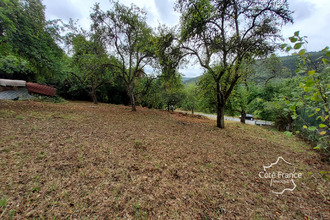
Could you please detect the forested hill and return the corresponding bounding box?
[182,77,200,85]
[182,51,328,84]
[277,51,327,74]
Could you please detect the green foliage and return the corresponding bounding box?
[139,78,164,109]
[178,0,213,41]
[250,51,328,84]
[227,83,261,118]
[161,74,185,110]
[183,76,200,85]
[0,0,65,81]
[0,197,6,208]
[280,32,330,152]
[270,77,301,124]
[181,83,198,114]
[0,0,19,45]
[177,0,293,128]
[284,131,294,137]
[153,26,182,79]
[261,54,289,85]
[69,33,114,104]
[139,73,185,110]
[91,0,154,110]
[195,71,217,114]
[0,55,34,80]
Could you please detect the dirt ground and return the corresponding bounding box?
[0,100,329,219]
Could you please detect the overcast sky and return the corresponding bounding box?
[43,0,330,77]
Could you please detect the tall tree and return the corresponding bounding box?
[161,73,185,111]
[152,27,186,111]
[176,0,293,128]
[182,83,198,114]
[70,34,114,104]
[0,0,19,51]
[0,0,64,81]
[153,26,185,79]
[281,32,330,151]
[263,54,287,86]
[91,1,154,111]
[228,83,261,123]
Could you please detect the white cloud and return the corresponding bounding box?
[282,0,330,52]
[180,67,204,78]
[154,0,180,27]
[43,0,82,21]
[289,0,316,21]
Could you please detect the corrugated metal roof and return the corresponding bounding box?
[26,82,56,97]
[0,79,57,97]
[0,79,26,87]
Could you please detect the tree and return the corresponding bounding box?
[151,26,188,111]
[91,1,154,111]
[228,83,261,123]
[281,32,330,151]
[196,71,217,114]
[226,59,259,123]
[0,55,33,80]
[262,54,287,86]
[70,34,114,104]
[0,0,64,81]
[0,0,19,52]
[153,26,186,79]
[176,0,293,128]
[182,83,198,114]
[161,73,185,111]
[134,74,157,106]
[140,78,165,109]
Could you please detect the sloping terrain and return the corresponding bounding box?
[0,100,328,219]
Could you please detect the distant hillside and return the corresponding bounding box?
[181,51,328,85]
[183,76,200,85]
[182,77,193,82]
[251,51,329,84]
[279,51,327,74]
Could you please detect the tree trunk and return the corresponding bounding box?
[192,107,194,115]
[127,84,136,111]
[90,89,98,104]
[129,91,136,111]
[217,103,225,128]
[240,110,246,124]
[167,103,170,112]
[216,82,225,128]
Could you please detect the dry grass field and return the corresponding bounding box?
[0,100,329,219]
